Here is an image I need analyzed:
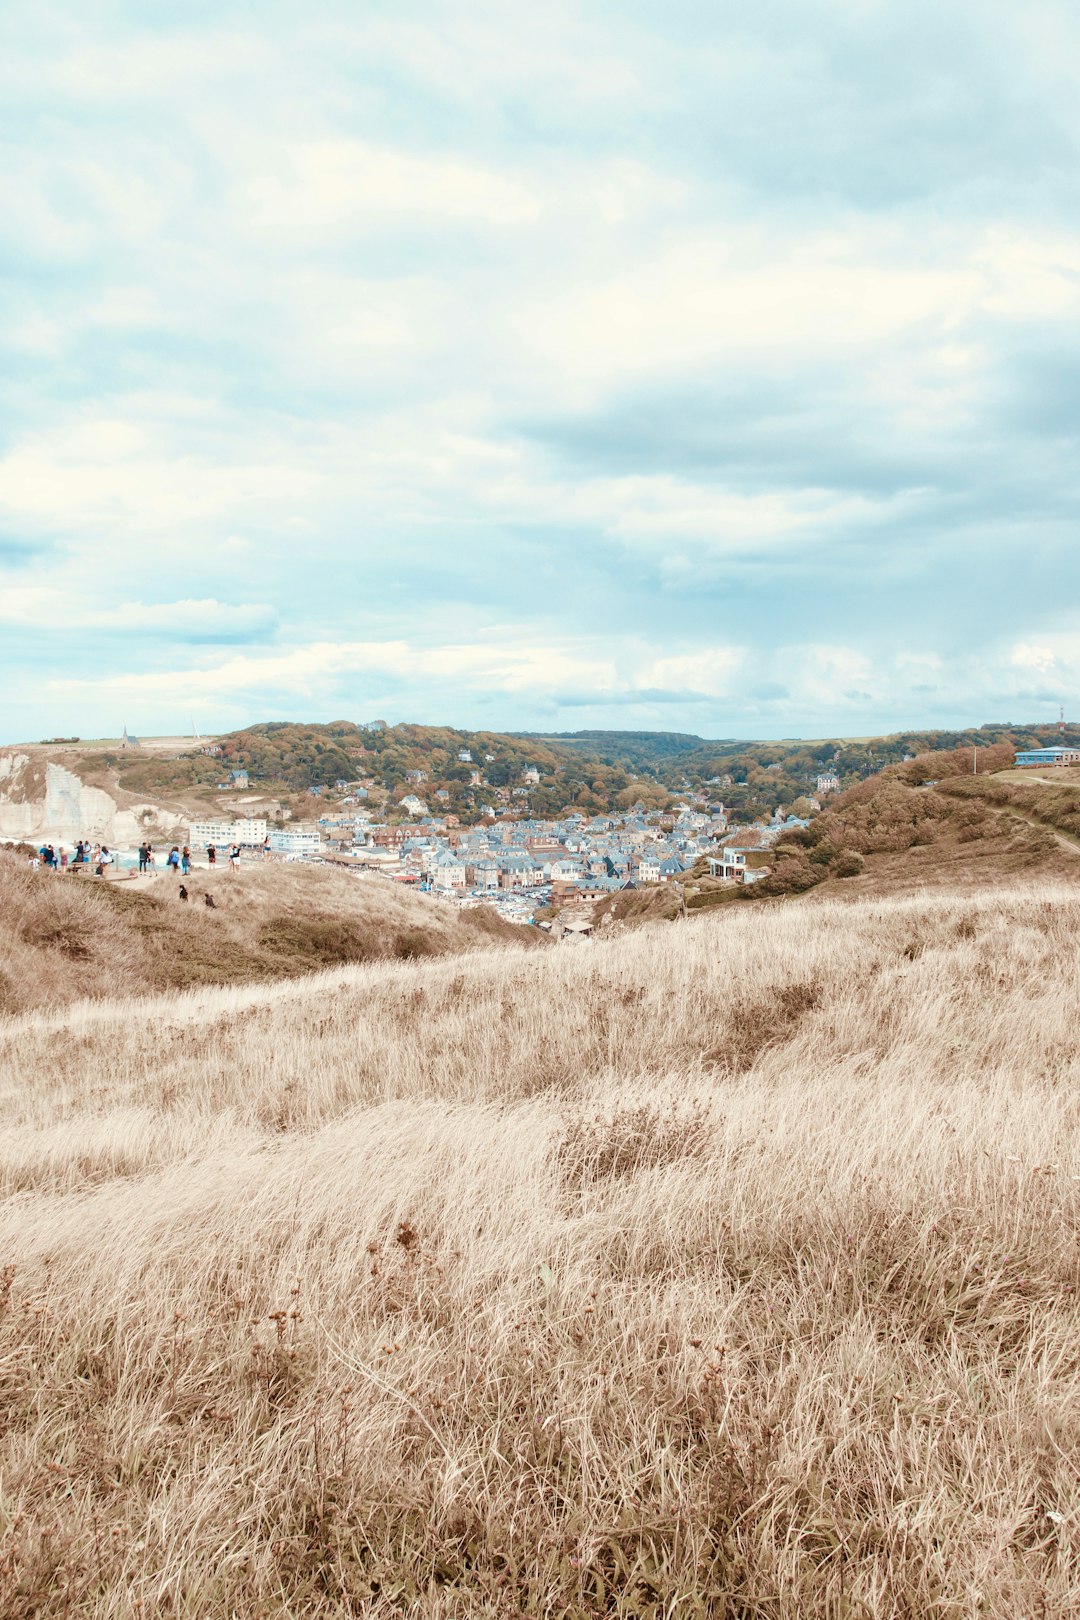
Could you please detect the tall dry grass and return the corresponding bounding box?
[0,855,533,1015]
[1,885,1079,1615]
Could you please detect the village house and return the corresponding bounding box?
[709,830,773,884]
[431,854,467,889]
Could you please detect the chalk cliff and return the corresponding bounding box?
[0,754,182,846]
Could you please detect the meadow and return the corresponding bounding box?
[1,879,1079,1616]
[0,858,532,1015]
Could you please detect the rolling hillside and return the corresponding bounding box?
[0,857,536,1016]
[2,883,1079,1614]
[15,718,1080,830]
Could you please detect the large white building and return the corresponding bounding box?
[188,816,268,848]
[269,825,323,857]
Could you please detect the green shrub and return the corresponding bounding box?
[257,915,379,965]
[752,858,823,897]
[809,840,838,866]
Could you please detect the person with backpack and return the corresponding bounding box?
[167,847,180,873]
[207,844,217,869]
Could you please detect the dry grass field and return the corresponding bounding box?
[0,858,534,1015]
[2,882,1080,1616]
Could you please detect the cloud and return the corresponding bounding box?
[2,2,1080,743]
[0,590,276,641]
[238,140,541,235]
[22,630,1068,744]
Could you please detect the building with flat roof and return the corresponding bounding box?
[188,816,267,847]
[1014,747,1080,767]
[269,825,322,856]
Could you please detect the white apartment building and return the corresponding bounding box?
[269,826,323,857]
[188,816,268,848]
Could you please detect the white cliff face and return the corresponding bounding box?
[0,754,182,845]
[0,755,38,839]
[43,762,119,839]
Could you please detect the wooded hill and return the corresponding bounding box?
[110,721,666,820]
[528,721,1080,821]
[100,717,1080,824]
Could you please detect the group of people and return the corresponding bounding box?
[204,843,243,870]
[29,837,253,876]
[33,840,114,875]
[138,844,193,875]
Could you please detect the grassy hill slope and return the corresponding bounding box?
[594,763,1077,932]
[0,857,536,1015]
[2,887,1079,1614]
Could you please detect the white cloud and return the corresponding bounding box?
[974,230,1080,320]
[519,232,983,397]
[42,637,621,706]
[641,647,745,694]
[0,418,324,540]
[1011,643,1058,673]
[238,140,541,234]
[583,477,893,550]
[0,589,275,636]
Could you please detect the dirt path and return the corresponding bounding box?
[994,802,1080,855]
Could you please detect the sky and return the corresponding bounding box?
[2,0,1080,745]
